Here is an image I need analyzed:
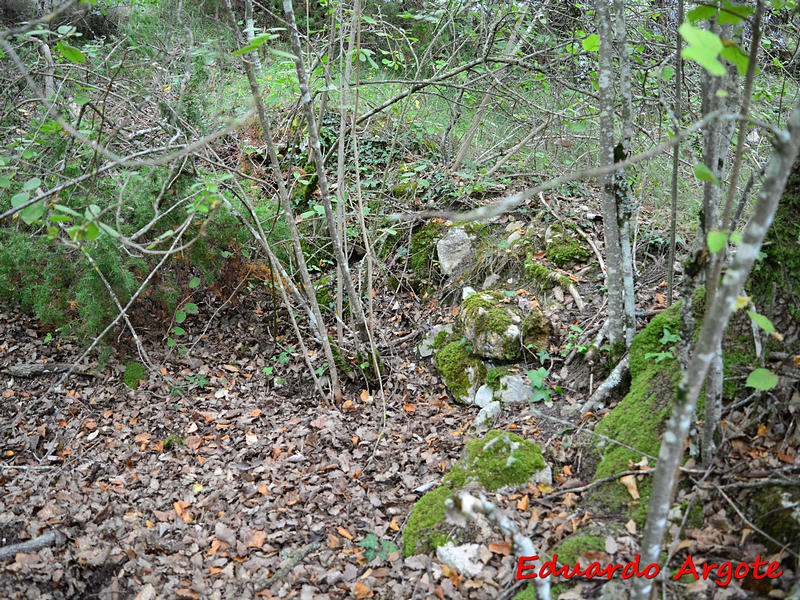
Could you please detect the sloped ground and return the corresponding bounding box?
[1,201,798,600]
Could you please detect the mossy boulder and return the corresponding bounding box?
[544,223,591,267]
[459,290,551,361]
[402,430,549,556]
[402,486,454,556]
[434,340,486,404]
[443,429,548,492]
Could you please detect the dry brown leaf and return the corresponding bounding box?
[488,542,511,556]
[353,582,372,598]
[249,409,262,418]
[257,482,269,496]
[336,526,354,541]
[403,403,415,413]
[245,530,266,549]
[517,494,529,512]
[625,519,637,534]
[389,518,400,531]
[327,533,339,548]
[619,474,640,499]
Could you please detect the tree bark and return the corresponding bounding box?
[597,0,625,347]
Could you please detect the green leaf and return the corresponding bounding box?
[680,23,725,76]
[84,221,99,240]
[661,66,674,81]
[11,192,30,207]
[707,230,727,253]
[22,177,41,191]
[189,277,201,289]
[175,310,187,324]
[269,48,297,61]
[693,162,720,184]
[687,5,717,22]
[746,310,775,333]
[53,204,81,217]
[582,34,599,52]
[231,33,277,56]
[745,368,778,391]
[123,361,147,390]
[74,91,91,105]
[97,221,120,238]
[0,175,11,189]
[173,326,186,336]
[55,41,87,64]
[718,1,754,24]
[21,202,44,225]
[720,44,749,76]
[167,337,176,347]
[183,302,199,314]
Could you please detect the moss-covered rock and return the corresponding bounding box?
[443,429,547,492]
[434,340,486,404]
[544,223,591,267]
[402,486,454,556]
[403,430,549,556]
[524,256,573,292]
[460,290,551,360]
[410,221,446,281]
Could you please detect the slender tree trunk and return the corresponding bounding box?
[243,0,263,77]
[613,0,636,347]
[633,101,800,600]
[282,0,374,357]
[666,0,684,306]
[597,0,625,347]
[223,0,341,401]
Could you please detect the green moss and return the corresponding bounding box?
[443,430,546,491]
[592,304,682,519]
[545,224,591,267]
[392,180,418,198]
[315,275,334,308]
[432,329,457,351]
[329,337,354,376]
[747,159,800,319]
[680,501,705,530]
[485,367,508,391]
[553,534,605,566]
[123,361,147,390]
[512,584,537,600]
[434,341,485,402]
[749,487,800,552]
[410,221,446,279]
[402,486,454,556]
[524,256,572,291]
[462,291,522,360]
[628,303,681,378]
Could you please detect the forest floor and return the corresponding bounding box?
[0,202,797,600]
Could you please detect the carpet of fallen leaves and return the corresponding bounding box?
[1,207,798,600]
